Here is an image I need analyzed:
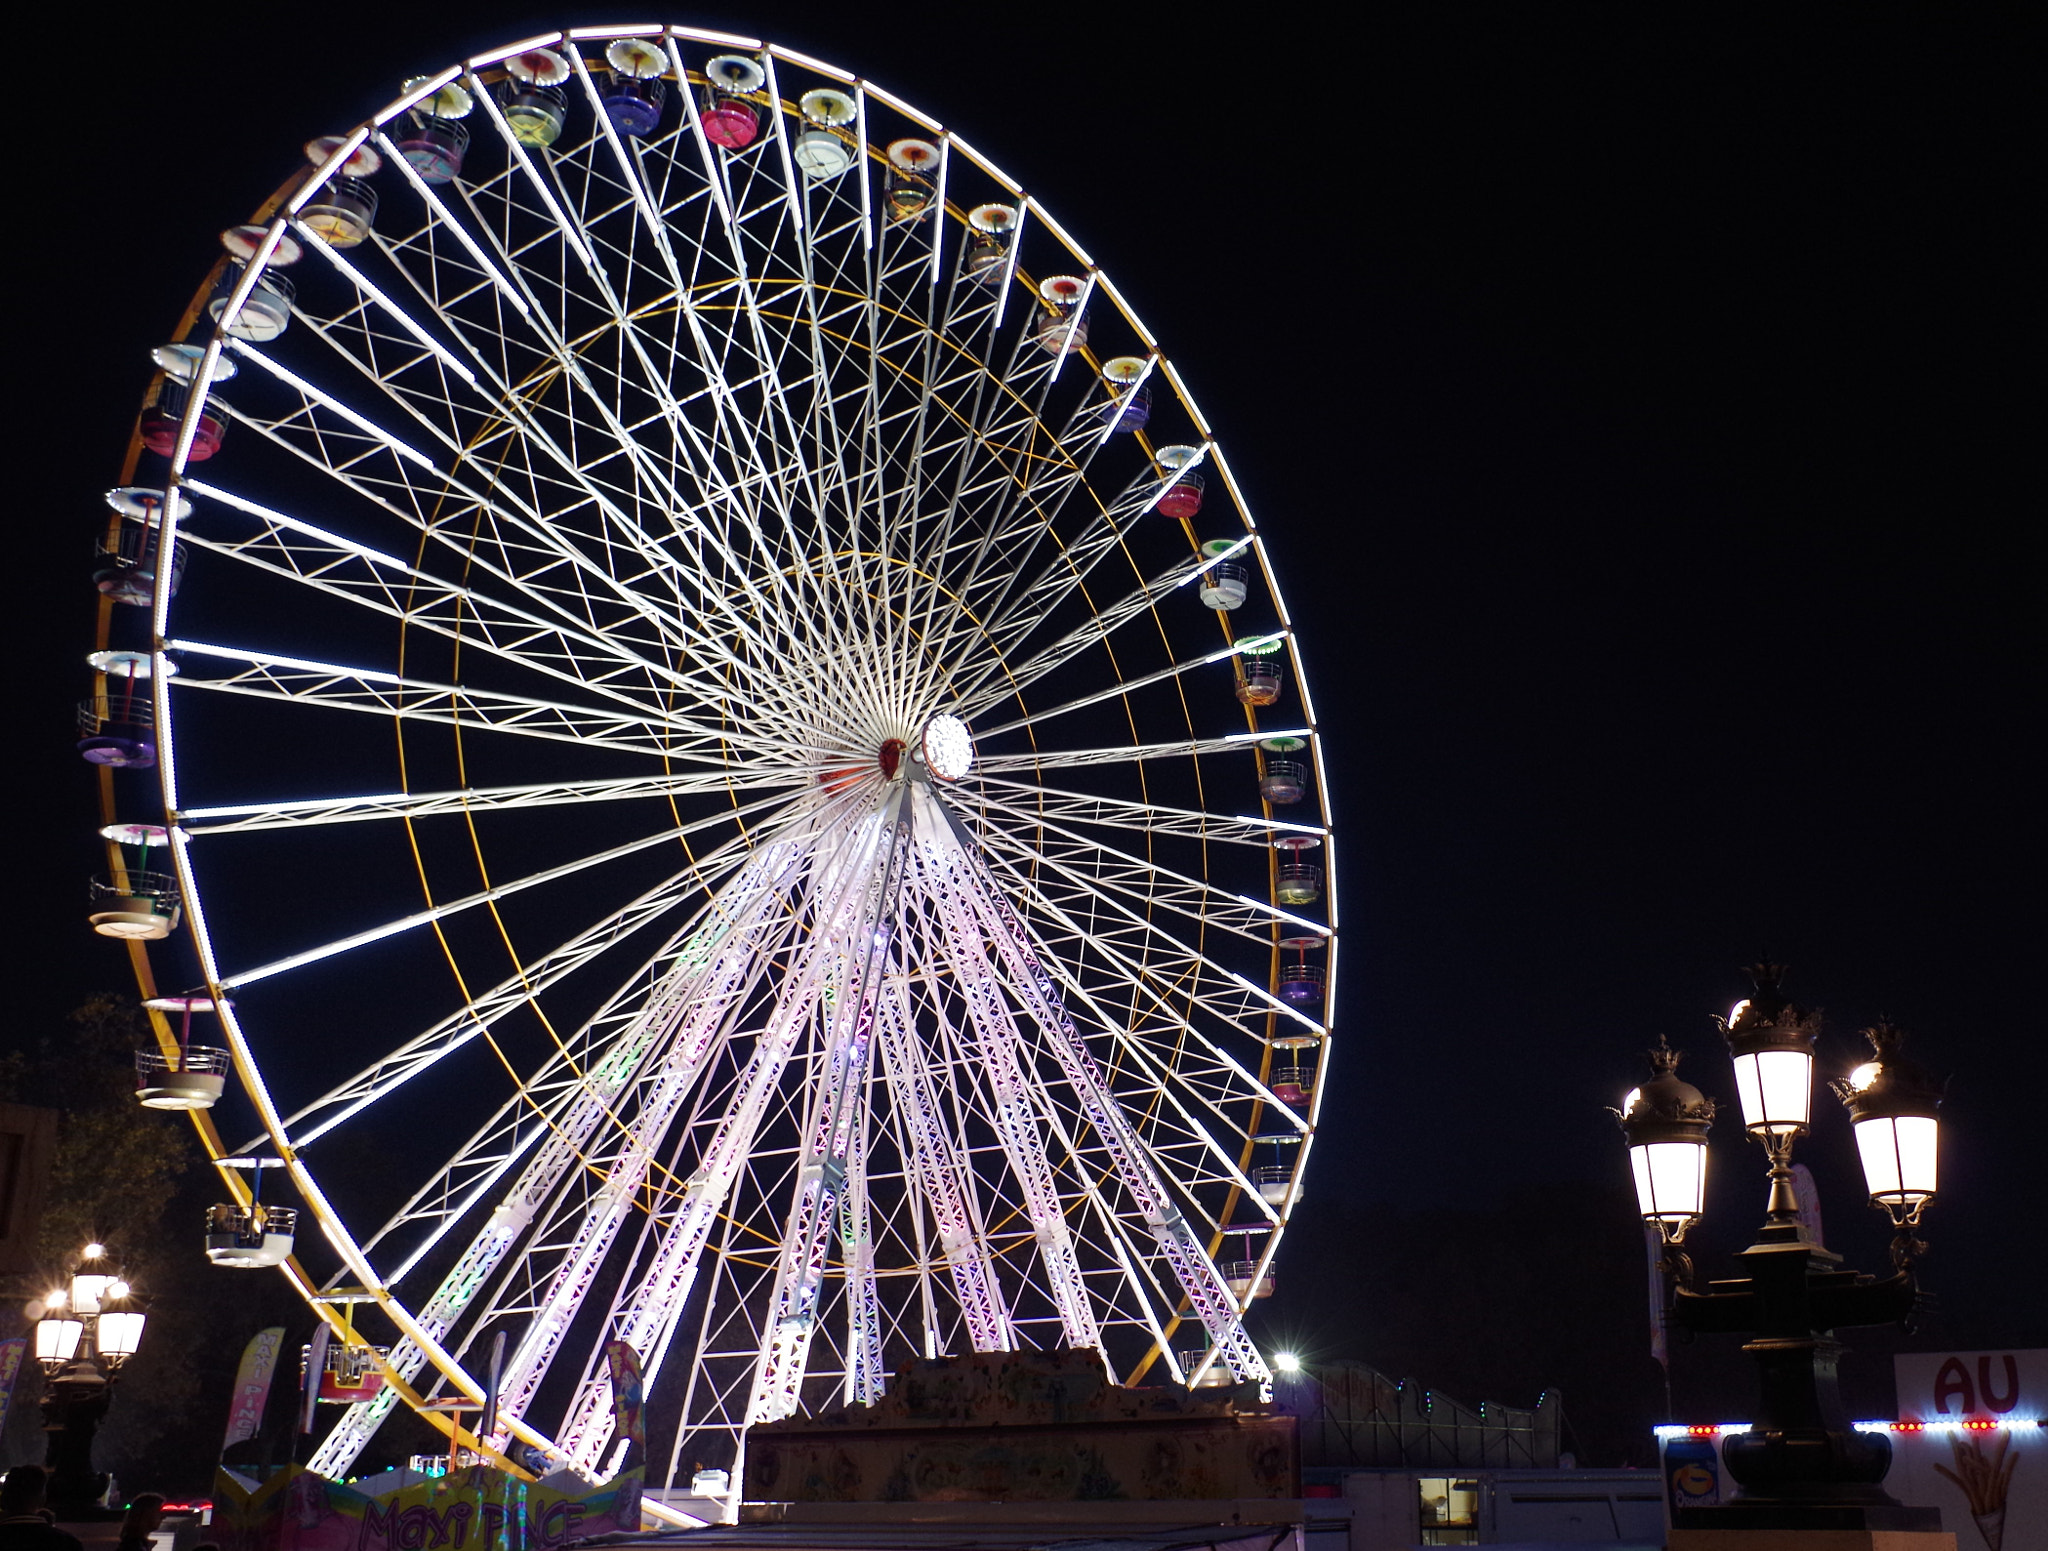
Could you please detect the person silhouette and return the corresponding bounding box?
[0,1467,86,1551]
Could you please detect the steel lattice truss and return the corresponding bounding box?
[104,25,1339,1503]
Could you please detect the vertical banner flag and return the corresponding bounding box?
[604,1340,645,1451]
[1645,1222,1670,1370]
[222,1326,286,1454]
[1790,1163,1825,1246]
[301,1323,331,1434]
[0,1337,27,1438]
[481,1328,507,1442]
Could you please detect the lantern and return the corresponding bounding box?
[1836,1021,1942,1223]
[1720,965,1816,1137]
[1618,1038,1714,1236]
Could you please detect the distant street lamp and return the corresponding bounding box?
[1615,965,1945,1535]
[32,1242,149,1517]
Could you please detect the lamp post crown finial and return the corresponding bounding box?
[1737,959,1795,1020]
[1623,1038,1715,1126]
[1833,1019,1944,1117]
[1721,960,1820,1048]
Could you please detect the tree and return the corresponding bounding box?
[1,995,201,1478]
[6,996,195,1261]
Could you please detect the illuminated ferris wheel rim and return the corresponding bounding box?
[103,20,1340,1496]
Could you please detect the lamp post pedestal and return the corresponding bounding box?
[40,1360,117,1519]
[1666,1242,1956,1551]
[1672,1225,1937,1536]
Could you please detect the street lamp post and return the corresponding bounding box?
[32,1243,148,1518]
[1616,965,1946,1540]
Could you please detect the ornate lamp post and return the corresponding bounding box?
[1617,966,1946,1538]
[32,1243,148,1517]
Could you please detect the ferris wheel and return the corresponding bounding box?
[87,25,1337,1498]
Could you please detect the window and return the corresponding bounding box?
[1418,1477,1481,1545]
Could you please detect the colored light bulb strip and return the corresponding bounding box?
[1655,1419,2043,1438]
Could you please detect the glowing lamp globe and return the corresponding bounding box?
[1720,966,1816,1137]
[1835,1022,1942,1220]
[96,1310,147,1366]
[34,1317,84,1369]
[1618,1040,1714,1235]
[922,715,974,780]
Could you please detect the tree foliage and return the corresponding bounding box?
[2,995,195,1262]
[2,994,203,1479]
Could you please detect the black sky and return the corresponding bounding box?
[11,0,2041,1431]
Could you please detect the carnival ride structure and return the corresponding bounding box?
[82,24,1338,1507]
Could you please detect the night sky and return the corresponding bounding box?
[12,3,2039,1458]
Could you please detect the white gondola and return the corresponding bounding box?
[393,80,474,184]
[204,1203,297,1268]
[1197,539,1250,610]
[300,137,382,248]
[1273,835,1323,905]
[89,821,180,939]
[794,89,856,179]
[210,225,302,342]
[1033,274,1090,353]
[136,995,233,1109]
[1222,1259,1277,1300]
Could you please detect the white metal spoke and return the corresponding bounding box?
[306,845,801,1472]
[977,805,1328,950]
[542,810,898,1465]
[973,818,1327,1045]
[964,774,1327,849]
[218,817,736,991]
[167,639,768,766]
[248,827,769,1157]
[975,727,1314,774]
[180,772,793,838]
[975,638,1263,740]
[178,477,752,713]
[745,791,912,1425]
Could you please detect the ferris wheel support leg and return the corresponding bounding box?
[842,1098,886,1408]
[929,800,1271,1393]
[873,976,1013,1353]
[450,845,806,1439]
[909,836,1102,1354]
[485,929,800,1454]
[746,794,912,1425]
[547,811,902,1466]
[311,850,802,1475]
